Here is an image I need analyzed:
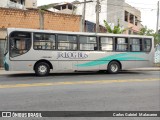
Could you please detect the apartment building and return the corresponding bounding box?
[0,0,37,9]
[123,3,141,34]
[40,0,141,34]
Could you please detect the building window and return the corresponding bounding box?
[34,33,55,50]
[128,30,132,34]
[58,35,77,50]
[100,37,113,51]
[125,11,129,22]
[135,16,138,26]
[115,38,128,51]
[79,36,97,50]
[130,38,142,51]
[144,38,151,52]
[129,14,134,24]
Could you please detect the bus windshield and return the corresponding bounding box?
[9,32,31,57]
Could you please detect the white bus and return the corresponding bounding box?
[4,28,154,76]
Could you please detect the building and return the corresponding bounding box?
[38,1,107,32]
[40,0,141,34]
[0,0,37,9]
[123,2,141,34]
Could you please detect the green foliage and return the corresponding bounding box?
[138,26,160,46]
[104,19,130,34]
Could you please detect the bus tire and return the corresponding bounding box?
[107,61,120,74]
[35,62,50,76]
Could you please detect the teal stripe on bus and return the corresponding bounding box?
[76,52,145,67]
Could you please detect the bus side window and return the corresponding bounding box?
[100,37,113,51]
[143,38,151,52]
[115,37,128,51]
[57,35,77,50]
[130,38,142,52]
[79,36,97,51]
[33,33,55,50]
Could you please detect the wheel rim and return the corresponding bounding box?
[38,65,47,74]
[110,64,118,72]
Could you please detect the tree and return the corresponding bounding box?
[138,26,160,46]
[103,19,130,34]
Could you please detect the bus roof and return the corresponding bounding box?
[7,28,154,39]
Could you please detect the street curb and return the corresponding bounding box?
[127,69,160,71]
[0,68,160,76]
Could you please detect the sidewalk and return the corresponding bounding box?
[0,67,159,75]
[0,70,34,75]
[128,67,160,71]
[0,68,34,75]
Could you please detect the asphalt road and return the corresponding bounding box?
[0,71,159,119]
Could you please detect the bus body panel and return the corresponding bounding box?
[8,51,154,72]
[4,28,154,73]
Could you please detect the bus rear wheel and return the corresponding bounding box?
[35,62,50,76]
[107,61,120,74]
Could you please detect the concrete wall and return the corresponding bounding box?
[107,0,124,26]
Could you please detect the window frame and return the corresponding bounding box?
[57,34,78,51]
[115,37,129,52]
[79,35,98,51]
[124,11,129,22]
[129,37,143,52]
[99,36,114,51]
[143,38,152,52]
[33,32,56,50]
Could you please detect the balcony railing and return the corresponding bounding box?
[7,1,24,9]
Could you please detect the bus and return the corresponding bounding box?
[4,28,154,76]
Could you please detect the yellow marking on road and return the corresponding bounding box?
[0,78,159,89]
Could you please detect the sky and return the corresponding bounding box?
[37,0,159,31]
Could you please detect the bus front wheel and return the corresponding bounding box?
[107,61,120,74]
[35,62,50,76]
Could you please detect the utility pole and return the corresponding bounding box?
[82,0,86,32]
[96,0,100,33]
[156,0,159,33]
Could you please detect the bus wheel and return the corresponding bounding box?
[107,61,120,74]
[35,62,50,76]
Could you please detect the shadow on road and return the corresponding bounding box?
[5,70,143,78]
